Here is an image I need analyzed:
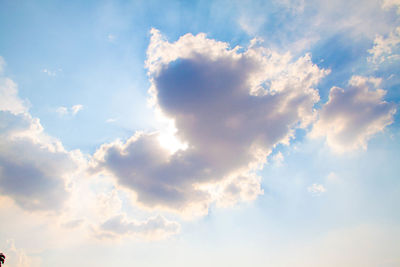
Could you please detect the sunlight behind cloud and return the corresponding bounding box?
[1,1,400,265]
[91,29,329,217]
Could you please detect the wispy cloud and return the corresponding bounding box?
[42,68,62,76]
[307,183,326,195]
[107,34,116,42]
[106,118,117,123]
[71,104,83,115]
[0,56,5,74]
[95,214,180,240]
[57,104,84,116]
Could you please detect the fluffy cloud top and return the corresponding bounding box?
[92,29,329,217]
[0,77,28,114]
[311,76,396,152]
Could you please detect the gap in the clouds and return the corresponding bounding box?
[258,131,400,228]
[310,32,372,104]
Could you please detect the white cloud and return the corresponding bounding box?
[0,77,28,114]
[368,27,400,64]
[307,183,326,195]
[56,106,68,115]
[238,15,266,36]
[91,29,329,217]
[382,0,400,14]
[311,76,396,152]
[42,68,62,76]
[367,0,400,65]
[71,104,83,115]
[106,118,117,123]
[57,104,84,116]
[236,0,395,57]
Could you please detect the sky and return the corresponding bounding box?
[0,0,400,266]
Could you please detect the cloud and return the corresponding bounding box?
[106,118,117,123]
[307,183,326,195]
[236,0,394,58]
[0,112,77,211]
[56,104,84,116]
[96,214,180,240]
[311,76,396,152]
[42,68,62,76]
[71,104,83,115]
[0,239,40,267]
[367,0,400,65]
[271,151,284,167]
[382,0,400,14]
[0,61,81,212]
[0,77,28,114]
[56,106,68,115]
[91,29,329,217]
[368,27,400,64]
[107,34,116,42]
[0,56,5,74]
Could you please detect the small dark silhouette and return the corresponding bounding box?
[0,252,5,266]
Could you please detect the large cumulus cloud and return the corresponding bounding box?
[92,29,330,217]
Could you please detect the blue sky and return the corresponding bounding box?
[1,0,400,266]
